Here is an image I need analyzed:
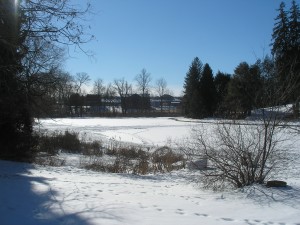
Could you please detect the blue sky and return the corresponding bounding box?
[66,0,288,95]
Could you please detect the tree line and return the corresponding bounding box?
[183,1,300,119]
[32,68,177,117]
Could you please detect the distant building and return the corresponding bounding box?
[83,94,182,115]
[151,94,182,113]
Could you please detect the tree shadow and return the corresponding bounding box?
[241,184,300,209]
[0,160,123,225]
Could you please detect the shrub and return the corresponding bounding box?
[152,146,185,172]
[35,154,66,167]
[133,158,150,175]
[184,121,289,190]
[106,148,118,156]
[82,141,103,156]
[118,147,141,159]
[85,163,107,172]
[36,130,82,154]
[37,133,59,155]
[58,130,81,153]
[85,156,131,173]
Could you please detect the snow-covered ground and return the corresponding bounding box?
[1,159,300,225]
[35,117,203,147]
[1,117,300,225]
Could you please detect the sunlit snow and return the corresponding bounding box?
[1,117,300,225]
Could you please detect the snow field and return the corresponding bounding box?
[1,117,300,224]
[1,160,300,225]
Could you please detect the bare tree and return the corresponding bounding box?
[135,68,152,96]
[104,83,117,115]
[55,71,74,116]
[20,0,94,100]
[92,78,106,96]
[135,68,152,112]
[0,0,94,160]
[114,78,132,114]
[74,72,90,94]
[155,78,169,112]
[20,0,94,54]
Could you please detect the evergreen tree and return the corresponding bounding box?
[199,63,217,117]
[214,71,231,116]
[289,0,300,49]
[271,1,300,105]
[272,2,289,62]
[183,57,203,118]
[225,62,262,118]
[288,0,300,111]
[256,56,277,107]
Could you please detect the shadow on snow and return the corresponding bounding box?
[0,160,123,225]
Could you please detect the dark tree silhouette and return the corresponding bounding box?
[183,57,203,118]
[0,0,93,161]
[199,63,217,117]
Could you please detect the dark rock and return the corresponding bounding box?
[266,180,287,187]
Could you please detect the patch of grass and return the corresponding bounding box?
[36,131,186,174]
[36,130,81,154]
[82,141,103,156]
[85,146,185,174]
[35,154,66,167]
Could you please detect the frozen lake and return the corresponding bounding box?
[36,117,205,146]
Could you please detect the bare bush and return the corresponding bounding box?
[85,155,134,174]
[82,141,103,156]
[118,147,141,159]
[37,130,105,156]
[36,130,81,154]
[58,131,81,153]
[185,120,290,189]
[133,158,150,175]
[35,154,66,167]
[85,146,185,175]
[152,146,185,173]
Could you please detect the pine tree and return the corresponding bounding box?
[288,0,300,112]
[272,2,289,61]
[183,57,203,118]
[199,63,217,117]
[214,71,231,116]
[271,1,300,105]
[289,0,300,48]
[225,62,262,118]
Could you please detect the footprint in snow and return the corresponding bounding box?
[176,209,185,215]
[221,218,234,222]
[244,219,274,225]
[138,203,147,209]
[194,213,208,217]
